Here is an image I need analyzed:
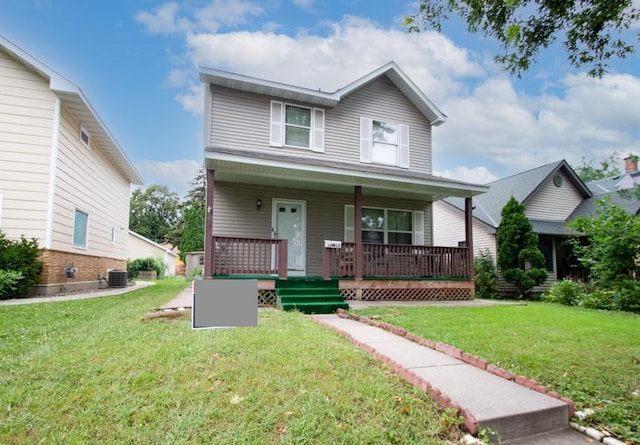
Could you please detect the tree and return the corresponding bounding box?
[177,168,206,260]
[568,197,640,283]
[496,197,548,298]
[573,151,622,182]
[405,1,640,77]
[129,185,181,245]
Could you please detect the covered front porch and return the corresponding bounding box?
[203,148,486,303]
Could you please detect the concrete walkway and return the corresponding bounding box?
[0,281,155,306]
[312,314,592,445]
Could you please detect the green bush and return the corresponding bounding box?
[127,257,166,280]
[579,289,617,311]
[0,270,23,300]
[474,250,497,299]
[0,232,42,299]
[543,279,585,306]
[612,279,640,313]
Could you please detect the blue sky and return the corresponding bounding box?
[1,0,639,197]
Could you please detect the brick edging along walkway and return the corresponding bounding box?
[315,309,576,435]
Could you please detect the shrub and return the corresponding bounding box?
[543,279,585,306]
[474,250,497,299]
[0,232,42,299]
[127,257,166,280]
[579,289,617,311]
[0,270,23,300]
[612,279,640,313]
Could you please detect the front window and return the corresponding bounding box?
[285,105,311,148]
[73,209,88,248]
[362,207,413,244]
[371,120,398,165]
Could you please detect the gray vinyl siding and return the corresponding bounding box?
[213,182,433,276]
[50,106,130,259]
[525,171,583,220]
[208,76,433,174]
[0,47,55,241]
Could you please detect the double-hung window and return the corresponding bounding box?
[360,117,409,168]
[344,205,424,245]
[270,101,325,152]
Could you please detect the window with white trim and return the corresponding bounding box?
[360,117,409,168]
[80,126,90,147]
[73,209,88,248]
[270,101,325,152]
[344,205,424,245]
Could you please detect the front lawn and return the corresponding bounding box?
[0,279,452,444]
[354,303,640,443]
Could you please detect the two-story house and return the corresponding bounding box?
[0,35,143,296]
[199,62,487,310]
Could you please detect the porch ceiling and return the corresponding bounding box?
[205,147,487,201]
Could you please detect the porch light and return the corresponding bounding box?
[256,198,262,210]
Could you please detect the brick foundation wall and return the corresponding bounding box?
[38,249,126,289]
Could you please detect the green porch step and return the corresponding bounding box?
[276,278,347,314]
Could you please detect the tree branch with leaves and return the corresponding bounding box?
[406,0,640,77]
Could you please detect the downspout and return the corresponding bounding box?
[44,96,61,249]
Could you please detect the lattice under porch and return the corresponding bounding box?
[256,278,474,305]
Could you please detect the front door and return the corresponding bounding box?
[272,199,306,276]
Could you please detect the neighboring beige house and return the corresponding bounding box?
[127,231,178,276]
[199,62,488,304]
[433,158,640,296]
[0,35,143,295]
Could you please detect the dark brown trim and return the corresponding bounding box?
[354,185,363,279]
[465,197,474,280]
[204,169,215,278]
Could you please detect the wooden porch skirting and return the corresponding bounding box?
[256,279,474,305]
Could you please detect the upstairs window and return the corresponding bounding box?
[360,117,409,168]
[285,105,311,148]
[270,101,324,152]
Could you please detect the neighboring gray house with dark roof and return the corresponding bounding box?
[434,158,640,296]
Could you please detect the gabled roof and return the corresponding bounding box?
[128,231,179,258]
[199,61,447,125]
[0,35,143,185]
[443,160,591,229]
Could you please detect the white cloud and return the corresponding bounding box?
[182,16,482,109]
[434,166,499,185]
[136,159,202,198]
[136,0,263,34]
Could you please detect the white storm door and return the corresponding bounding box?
[272,199,306,275]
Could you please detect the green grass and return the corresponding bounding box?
[355,303,640,443]
[0,279,453,444]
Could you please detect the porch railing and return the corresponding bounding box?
[323,243,470,279]
[211,236,287,279]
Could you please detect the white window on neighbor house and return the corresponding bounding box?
[80,126,91,147]
[270,101,325,152]
[73,209,89,248]
[344,205,424,245]
[360,117,409,168]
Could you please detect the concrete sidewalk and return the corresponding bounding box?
[312,314,591,445]
[0,281,155,306]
